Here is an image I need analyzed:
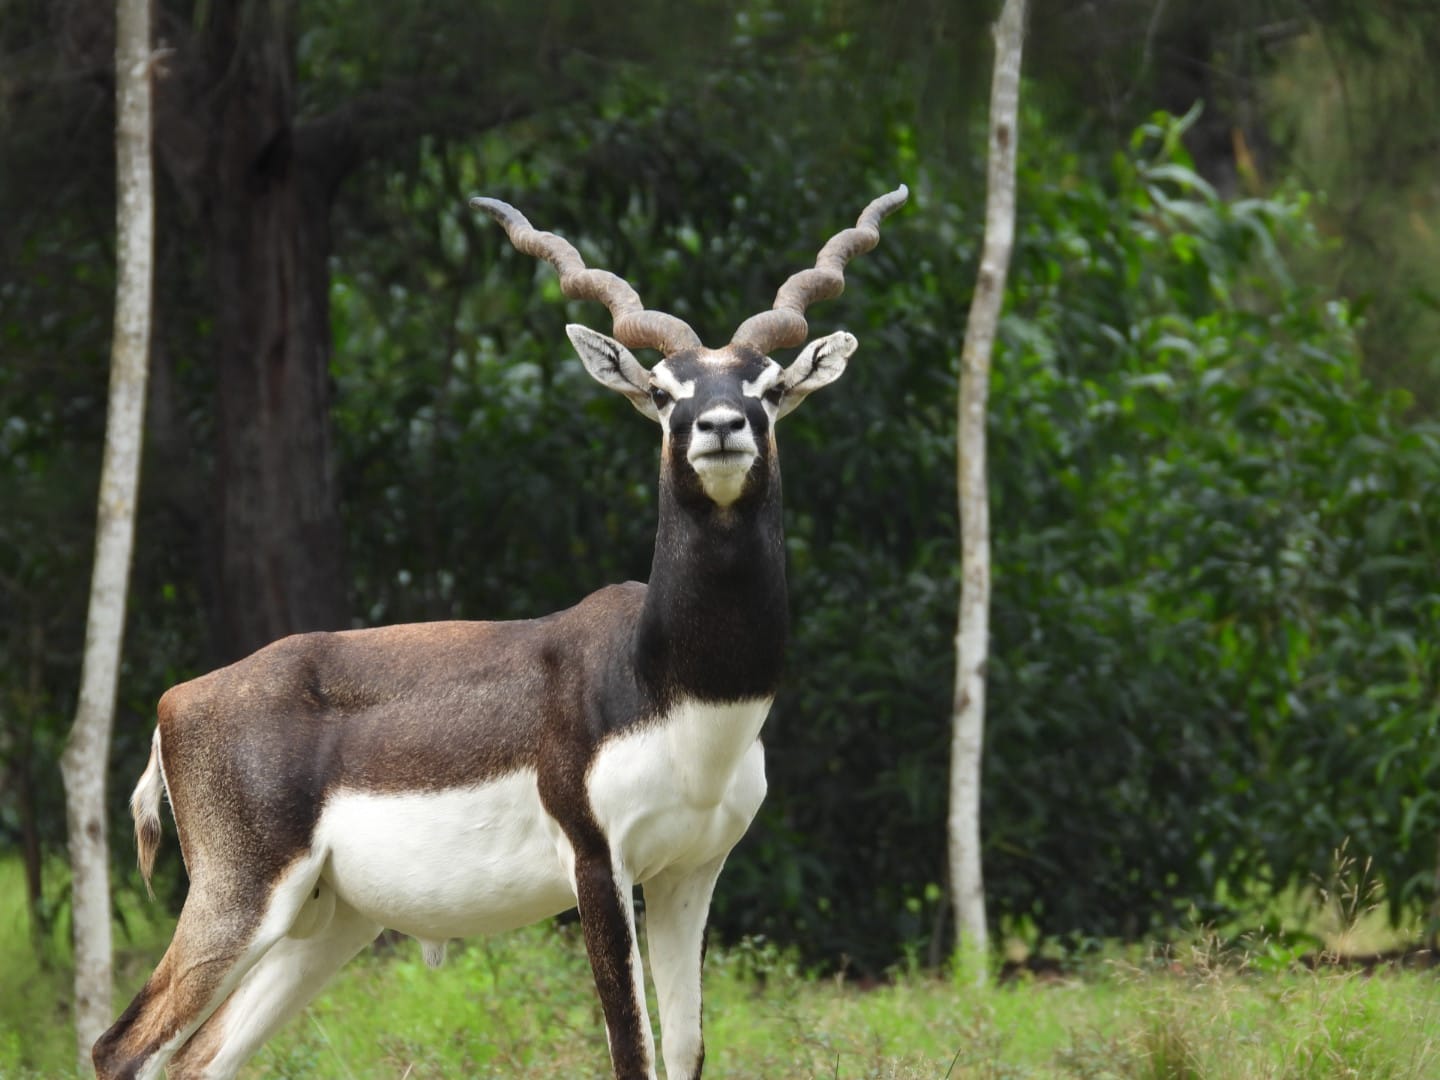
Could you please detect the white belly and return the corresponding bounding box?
[311,698,770,939]
[314,771,575,940]
[586,697,771,883]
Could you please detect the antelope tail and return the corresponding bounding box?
[130,728,165,898]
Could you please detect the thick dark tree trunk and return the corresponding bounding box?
[147,0,575,662]
[189,4,348,662]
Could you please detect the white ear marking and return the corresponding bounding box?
[566,324,660,421]
[776,330,858,419]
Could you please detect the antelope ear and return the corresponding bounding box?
[776,330,858,419]
[566,324,659,421]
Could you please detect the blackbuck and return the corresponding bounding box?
[93,183,907,1080]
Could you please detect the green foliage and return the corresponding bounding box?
[982,109,1439,944]
[3,0,1438,985]
[1265,11,1440,409]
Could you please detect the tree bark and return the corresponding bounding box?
[17,716,46,953]
[142,3,580,664]
[59,0,153,1063]
[199,6,348,661]
[948,0,1026,988]
[11,624,48,953]
[148,1,350,662]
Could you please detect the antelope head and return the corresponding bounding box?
[469,186,909,510]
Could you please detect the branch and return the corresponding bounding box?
[296,78,579,198]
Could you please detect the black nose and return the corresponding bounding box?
[696,414,746,434]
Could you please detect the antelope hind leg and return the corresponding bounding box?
[92,856,326,1080]
[164,889,380,1079]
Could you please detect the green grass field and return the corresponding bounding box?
[4,858,1438,1079]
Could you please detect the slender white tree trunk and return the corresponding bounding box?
[59,0,154,1064]
[948,0,1026,987]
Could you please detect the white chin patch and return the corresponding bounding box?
[689,452,755,507]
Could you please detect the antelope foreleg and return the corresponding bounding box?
[575,851,656,1080]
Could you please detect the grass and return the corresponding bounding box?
[3,856,1439,1079]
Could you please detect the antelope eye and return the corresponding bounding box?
[650,387,671,408]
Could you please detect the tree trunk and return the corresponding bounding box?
[195,3,349,662]
[948,0,1026,988]
[146,2,575,665]
[59,0,154,1063]
[17,727,46,954]
[14,625,48,954]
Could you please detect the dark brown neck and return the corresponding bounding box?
[635,470,788,704]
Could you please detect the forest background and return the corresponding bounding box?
[2,0,1439,991]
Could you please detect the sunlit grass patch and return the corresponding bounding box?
[3,853,1438,1079]
[1059,936,1440,1080]
[0,857,173,1078]
[0,858,70,1077]
[254,924,609,1078]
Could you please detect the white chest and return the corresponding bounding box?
[586,697,772,882]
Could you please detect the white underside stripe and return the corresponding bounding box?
[309,696,770,940]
